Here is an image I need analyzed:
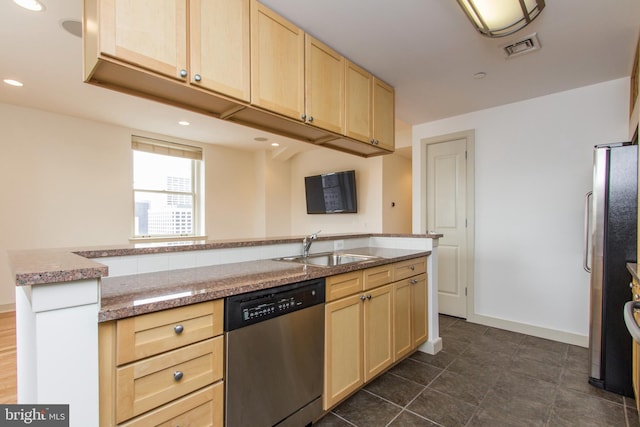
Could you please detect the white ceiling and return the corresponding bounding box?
[0,0,639,154]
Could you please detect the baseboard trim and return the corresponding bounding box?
[0,303,16,313]
[466,313,589,348]
[418,337,443,355]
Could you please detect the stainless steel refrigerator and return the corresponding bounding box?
[586,142,637,397]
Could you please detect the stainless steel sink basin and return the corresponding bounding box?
[274,252,381,267]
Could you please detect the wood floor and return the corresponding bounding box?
[0,311,17,403]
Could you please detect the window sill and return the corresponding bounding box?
[129,235,208,244]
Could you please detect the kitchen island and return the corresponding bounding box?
[9,233,440,427]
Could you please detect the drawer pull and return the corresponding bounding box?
[173,371,184,381]
[174,325,184,335]
[410,265,415,271]
[410,279,418,285]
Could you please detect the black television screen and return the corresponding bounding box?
[305,170,357,214]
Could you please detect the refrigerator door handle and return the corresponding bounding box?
[584,191,593,273]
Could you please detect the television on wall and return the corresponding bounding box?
[305,170,357,214]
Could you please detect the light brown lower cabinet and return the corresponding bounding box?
[323,258,428,411]
[99,300,224,426]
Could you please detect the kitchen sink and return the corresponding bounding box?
[274,252,381,267]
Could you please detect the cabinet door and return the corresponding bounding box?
[372,77,395,151]
[324,294,363,410]
[190,0,250,101]
[412,274,429,347]
[305,35,345,134]
[393,280,413,361]
[363,285,393,382]
[99,0,187,80]
[251,0,304,120]
[345,60,372,143]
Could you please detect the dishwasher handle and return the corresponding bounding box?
[623,301,640,343]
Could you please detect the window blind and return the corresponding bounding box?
[131,135,203,161]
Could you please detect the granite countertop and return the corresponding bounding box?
[9,233,441,287]
[99,247,431,321]
[8,233,440,322]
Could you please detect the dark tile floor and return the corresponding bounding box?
[315,315,640,427]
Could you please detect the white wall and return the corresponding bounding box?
[0,103,261,307]
[382,154,412,233]
[412,78,631,340]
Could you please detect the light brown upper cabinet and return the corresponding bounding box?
[373,77,395,151]
[190,0,251,102]
[345,60,372,144]
[345,61,395,152]
[95,0,188,81]
[304,35,345,135]
[85,0,250,104]
[84,0,395,157]
[250,0,305,121]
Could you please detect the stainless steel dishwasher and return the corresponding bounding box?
[225,278,325,427]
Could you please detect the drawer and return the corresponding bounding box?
[119,382,224,427]
[116,336,224,423]
[393,258,426,281]
[326,271,363,302]
[116,300,223,365]
[363,264,393,290]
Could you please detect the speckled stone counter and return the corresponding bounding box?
[9,233,440,322]
[99,247,430,321]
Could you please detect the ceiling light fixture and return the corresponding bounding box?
[13,0,45,12]
[3,79,24,87]
[178,120,190,126]
[271,142,280,147]
[456,0,545,38]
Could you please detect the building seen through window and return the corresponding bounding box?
[132,136,203,238]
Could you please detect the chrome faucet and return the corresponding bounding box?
[302,230,321,258]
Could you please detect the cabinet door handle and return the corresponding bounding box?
[366,294,372,300]
[194,73,202,82]
[301,113,307,121]
[173,371,184,381]
[179,69,188,78]
[410,279,418,285]
[410,265,415,271]
[307,116,314,123]
[360,295,366,301]
[174,325,184,335]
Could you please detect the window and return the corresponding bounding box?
[132,136,203,239]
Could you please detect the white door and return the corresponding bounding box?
[427,139,468,318]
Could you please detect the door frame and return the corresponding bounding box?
[418,130,476,320]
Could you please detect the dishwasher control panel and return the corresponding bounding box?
[225,278,326,331]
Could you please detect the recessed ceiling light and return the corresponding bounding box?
[473,72,487,80]
[271,142,280,147]
[254,137,268,142]
[13,0,45,12]
[178,120,190,126]
[3,79,24,87]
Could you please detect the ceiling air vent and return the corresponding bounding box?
[502,33,541,59]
